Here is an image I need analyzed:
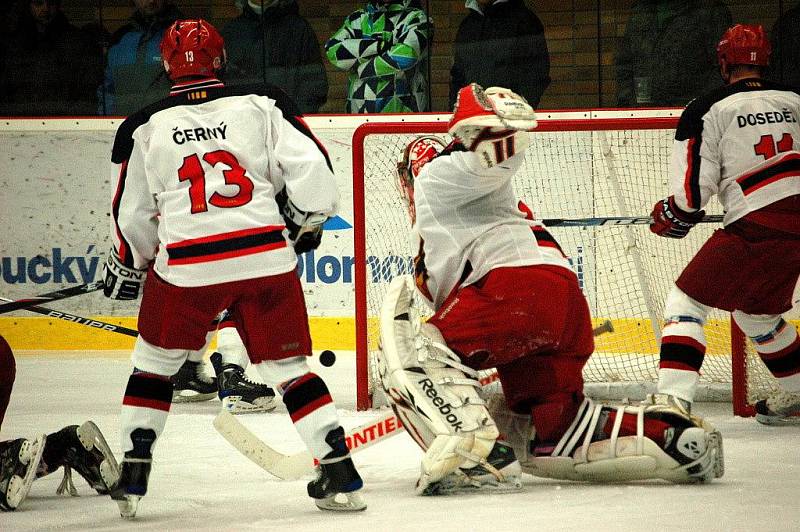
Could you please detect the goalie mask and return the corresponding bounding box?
[161,19,226,81]
[397,135,445,224]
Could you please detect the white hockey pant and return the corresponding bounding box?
[378,276,499,491]
[658,286,712,403]
[522,397,724,483]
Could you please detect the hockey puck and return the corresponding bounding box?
[319,350,336,367]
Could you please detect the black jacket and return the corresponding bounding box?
[222,1,327,113]
[0,10,103,115]
[450,0,551,108]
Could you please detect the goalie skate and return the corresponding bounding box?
[0,434,45,511]
[210,353,277,414]
[171,359,217,403]
[755,390,800,425]
[420,441,522,496]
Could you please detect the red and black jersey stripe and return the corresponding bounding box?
[531,225,565,256]
[282,373,333,423]
[122,372,173,412]
[165,225,287,265]
[737,153,800,196]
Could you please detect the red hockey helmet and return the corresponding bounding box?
[160,19,226,81]
[717,24,771,69]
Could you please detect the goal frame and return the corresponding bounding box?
[352,118,753,416]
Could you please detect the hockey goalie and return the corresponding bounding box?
[377,83,724,495]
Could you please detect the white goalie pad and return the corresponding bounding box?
[521,397,724,484]
[378,276,499,490]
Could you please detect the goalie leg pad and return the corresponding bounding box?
[378,276,500,491]
[522,398,724,483]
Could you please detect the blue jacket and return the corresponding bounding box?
[98,4,182,115]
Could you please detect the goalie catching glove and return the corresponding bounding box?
[102,251,146,300]
[448,84,538,169]
[650,196,706,239]
[275,187,328,254]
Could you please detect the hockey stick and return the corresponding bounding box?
[217,320,616,480]
[0,281,104,315]
[541,214,722,228]
[213,408,403,480]
[0,296,138,337]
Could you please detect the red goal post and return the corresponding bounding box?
[351,113,775,415]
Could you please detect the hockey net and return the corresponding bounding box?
[352,114,780,414]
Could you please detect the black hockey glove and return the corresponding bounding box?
[102,251,146,300]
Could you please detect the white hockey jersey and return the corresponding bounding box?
[110,79,338,287]
[671,77,800,224]
[411,143,572,309]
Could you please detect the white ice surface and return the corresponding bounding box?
[2,351,799,532]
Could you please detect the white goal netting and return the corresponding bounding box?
[354,117,780,413]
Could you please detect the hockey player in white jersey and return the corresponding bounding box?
[648,24,800,424]
[102,19,364,517]
[379,83,724,495]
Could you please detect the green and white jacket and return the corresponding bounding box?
[325,0,432,113]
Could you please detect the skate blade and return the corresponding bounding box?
[314,491,367,512]
[5,434,46,510]
[421,472,523,496]
[172,391,217,403]
[117,495,141,519]
[223,396,278,415]
[755,412,800,426]
[709,430,724,480]
[77,421,121,492]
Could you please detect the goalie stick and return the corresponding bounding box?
[0,281,104,315]
[0,296,139,337]
[216,320,616,480]
[541,214,723,228]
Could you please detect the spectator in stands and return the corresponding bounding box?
[769,1,800,88]
[450,0,550,109]
[222,0,328,114]
[615,0,732,107]
[98,0,182,115]
[325,0,432,113]
[0,0,103,115]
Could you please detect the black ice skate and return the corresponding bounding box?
[307,427,366,512]
[0,434,45,511]
[171,359,217,403]
[41,421,120,497]
[755,390,800,425]
[420,441,522,496]
[110,429,154,519]
[210,352,277,414]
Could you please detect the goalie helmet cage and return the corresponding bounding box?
[352,115,778,416]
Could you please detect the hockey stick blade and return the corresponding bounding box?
[541,214,722,227]
[0,296,139,337]
[0,281,104,315]
[219,320,616,479]
[213,409,403,480]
